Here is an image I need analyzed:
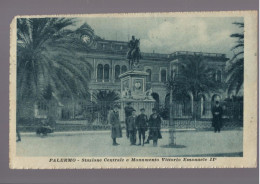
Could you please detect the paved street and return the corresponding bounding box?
[17,130,243,157]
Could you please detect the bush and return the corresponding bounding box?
[159,107,169,120]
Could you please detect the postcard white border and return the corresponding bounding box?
[9,11,258,169]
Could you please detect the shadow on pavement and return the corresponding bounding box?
[161,145,187,148]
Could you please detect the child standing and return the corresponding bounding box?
[136,108,148,146]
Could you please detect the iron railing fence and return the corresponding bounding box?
[57,100,243,128]
[160,100,243,120]
[18,100,243,131]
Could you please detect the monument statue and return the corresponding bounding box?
[120,36,155,120]
[145,87,153,100]
[122,87,132,99]
[127,35,142,69]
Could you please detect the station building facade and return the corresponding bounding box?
[29,38,228,121]
[84,38,229,109]
[28,24,229,121]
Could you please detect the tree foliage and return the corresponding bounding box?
[166,56,222,101]
[93,90,120,104]
[91,90,120,124]
[42,84,53,101]
[17,18,93,102]
[226,22,244,95]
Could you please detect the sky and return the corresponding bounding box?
[73,16,243,58]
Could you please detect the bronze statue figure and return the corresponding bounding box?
[127,36,142,69]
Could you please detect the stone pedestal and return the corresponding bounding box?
[119,70,155,121]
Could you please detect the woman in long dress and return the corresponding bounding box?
[108,105,122,146]
[147,108,162,147]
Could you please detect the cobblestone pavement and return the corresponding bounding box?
[16,130,243,157]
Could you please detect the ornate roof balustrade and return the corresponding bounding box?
[89,39,227,60]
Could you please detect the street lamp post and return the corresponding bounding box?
[169,76,176,146]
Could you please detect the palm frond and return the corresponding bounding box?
[166,56,220,101]
[232,22,244,28]
[226,22,244,95]
[17,18,94,102]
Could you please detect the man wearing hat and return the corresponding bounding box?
[108,105,122,146]
[136,108,148,146]
[146,108,162,146]
[211,101,223,133]
[124,102,135,138]
[127,109,137,145]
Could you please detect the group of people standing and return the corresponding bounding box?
[108,102,162,147]
[109,100,224,147]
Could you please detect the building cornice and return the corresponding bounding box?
[84,49,229,62]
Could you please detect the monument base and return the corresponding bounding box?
[119,68,155,121]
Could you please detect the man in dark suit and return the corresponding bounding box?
[124,102,135,138]
[136,108,148,146]
[211,101,223,133]
[16,127,21,142]
[127,110,137,145]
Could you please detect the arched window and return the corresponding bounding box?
[104,64,110,82]
[146,69,152,82]
[88,69,92,80]
[37,102,47,110]
[211,94,221,108]
[115,65,120,82]
[160,69,167,82]
[200,95,206,116]
[151,92,160,103]
[213,71,216,81]
[121,65,127,73]
[211,94,221,102]
[216,70,222,82]
[171,70,174,78]
[151,92,160,109]
[182,95,192,116]
[97,64,103,82]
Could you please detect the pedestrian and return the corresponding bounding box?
[36,119,54,136]
[16,126,21,142]
[124,102,135,138]
[211,101,223,133]
[136,108,148,146]
[108,105,122,146]
[146,108,162,147]
[127,109,137,145]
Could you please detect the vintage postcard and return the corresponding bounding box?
[9,11,257,169]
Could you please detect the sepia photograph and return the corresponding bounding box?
[9,11,257,168]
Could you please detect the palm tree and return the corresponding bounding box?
[17,18,94,119]
[92,90,120,124]
[166,56,222,119]
[226,22,244,95]
[17,18,93,99]
[166,56,223,146]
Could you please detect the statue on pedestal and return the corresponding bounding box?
[122,87,132,99]
[145,87,153,100]
[127,35,142,70]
